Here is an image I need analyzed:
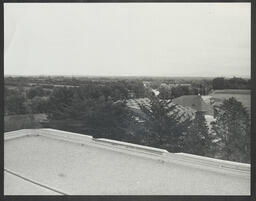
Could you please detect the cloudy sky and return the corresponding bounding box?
[4,3,250,77]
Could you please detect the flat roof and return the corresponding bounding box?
[4,129,250,195]
[4,171,61,195]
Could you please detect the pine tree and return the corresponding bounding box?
[212,97,250,163]
[139,95,191,152]
[182,111,211,156]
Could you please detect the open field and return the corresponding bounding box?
[211,89,250,95]
[210,90,250,112]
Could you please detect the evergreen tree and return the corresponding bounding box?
[182,111,211,156]
[212,97,250,163]
[139,95,191,152]
[46,87,134,141]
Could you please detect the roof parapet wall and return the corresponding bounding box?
[4,128,250,175]
[175,153,250,172]
[5,129,37,140]
[94,138,168,155]
[38,128,92,144]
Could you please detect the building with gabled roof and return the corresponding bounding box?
[173,95,214,115]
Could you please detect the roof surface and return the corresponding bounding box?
[126,98,196,122]
[173,95,214,115]
[4,129,250,195]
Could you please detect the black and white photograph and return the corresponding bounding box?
[3,2,251,195]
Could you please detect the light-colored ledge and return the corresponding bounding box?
[4,128,250,175]
[175,153,250,172]
[94,138,168,155]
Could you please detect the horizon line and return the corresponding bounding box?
[4,74,251,79]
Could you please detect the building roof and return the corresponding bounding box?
[5,129,250,195]
[173,95,214,115]
[126,98,196,122]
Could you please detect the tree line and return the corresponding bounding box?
[4,78,250,163]
[212,77,250,90]
[45,86,250,163]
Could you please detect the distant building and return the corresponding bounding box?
[173,95,214,115]
[161,83,191,89]
[126,98,196,123]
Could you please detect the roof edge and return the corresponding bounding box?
[174,153,250,172]
[4,129,38,140]
[94,138,169,155]
[4,129,250,174]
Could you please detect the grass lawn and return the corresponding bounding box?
[210,89,250,112]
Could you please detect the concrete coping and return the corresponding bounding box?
[94,138,169,155]
[4,128,93,145]
[38,128,92,141]
[4,129,36,140]
[174,153,250,172]
[4,129,250,174]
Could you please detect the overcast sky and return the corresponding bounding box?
[4,3,251,77]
